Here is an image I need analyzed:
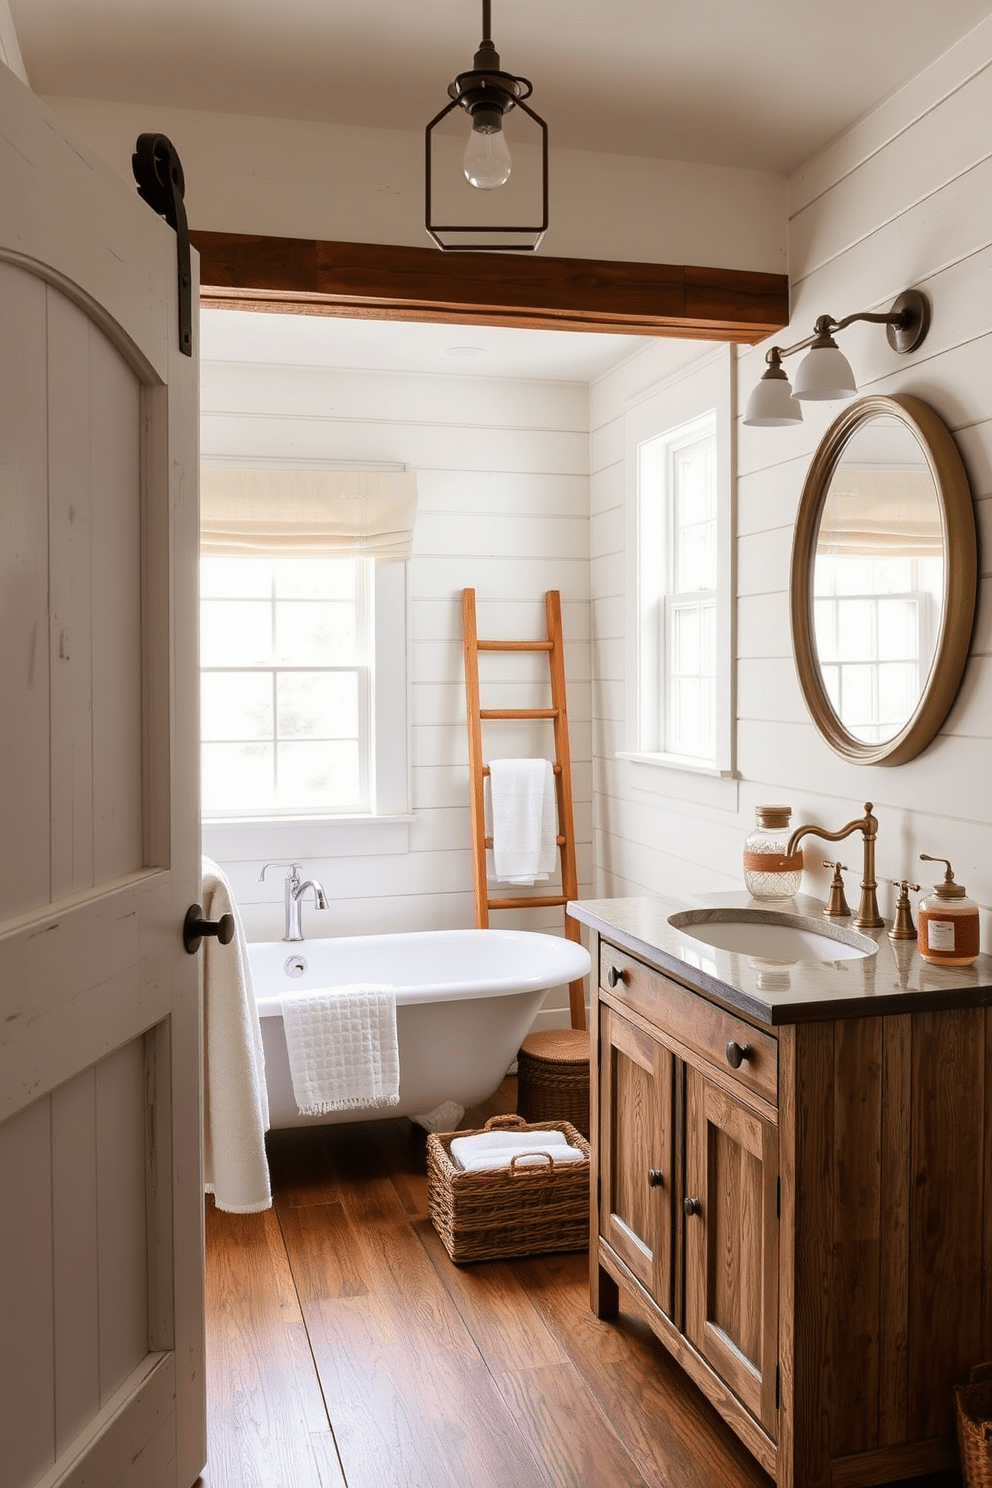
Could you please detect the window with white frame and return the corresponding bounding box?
[812,555,938,744]
[201,554,370,815]
[622,348,733,776]
[199,465,413,820]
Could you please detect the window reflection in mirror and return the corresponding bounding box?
[811,417,943,745]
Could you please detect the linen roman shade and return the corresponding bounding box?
[200,465,418,559]
[817,468,941,558]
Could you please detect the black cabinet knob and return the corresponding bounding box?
[647,1168,664,1187]
[183,903,235,955]
[683,1196,701,1217]
[606,964,625,988]
[725,1040,752,1070]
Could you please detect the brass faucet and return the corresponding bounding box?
[785,802,883,928]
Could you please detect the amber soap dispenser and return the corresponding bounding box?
[917,854,980,967]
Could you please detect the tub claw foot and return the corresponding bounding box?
[412,1100,465,1133]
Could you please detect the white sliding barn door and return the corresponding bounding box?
[0,64,203,1488]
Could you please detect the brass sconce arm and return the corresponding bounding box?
[786,803,883,929]
[761,293,930,371]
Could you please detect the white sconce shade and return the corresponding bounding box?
[743,355,803,427]
[792,344,858,402]
[743,373,804,427]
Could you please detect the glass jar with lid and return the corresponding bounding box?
[917,855,980,967]
[743,805,803,900]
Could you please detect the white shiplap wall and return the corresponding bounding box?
[200,357,593,1027]
[590,18,992,945]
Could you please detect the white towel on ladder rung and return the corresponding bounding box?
[485,757,558,885]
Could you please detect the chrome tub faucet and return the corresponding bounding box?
[259,860,329,942]
[785,802,883,929]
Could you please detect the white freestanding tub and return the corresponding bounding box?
[249,928,590,1129]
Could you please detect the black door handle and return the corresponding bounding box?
[183,903,235,955]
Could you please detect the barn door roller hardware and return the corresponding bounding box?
[132,133,192,356]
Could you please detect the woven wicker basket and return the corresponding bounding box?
[956,1364,992,1487]
[516,1028,591,1138]
[427,1114,590,1264]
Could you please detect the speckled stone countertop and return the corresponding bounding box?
[567,891,992,1026]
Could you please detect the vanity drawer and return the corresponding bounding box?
[599,943,778,1107]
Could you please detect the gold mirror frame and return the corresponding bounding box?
[791,394,977,766]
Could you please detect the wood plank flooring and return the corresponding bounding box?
[195,1077,962,1488]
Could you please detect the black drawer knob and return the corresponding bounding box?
[725,1040,752,1070]
[647,1168,664,1188]
[683,1196,701,1217]
[606,964,625,988]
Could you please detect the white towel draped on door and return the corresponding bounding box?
[201,856,272,1213]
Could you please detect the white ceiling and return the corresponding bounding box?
[12,0,992,176]
[200,308,650,382]
[29,0,987,381]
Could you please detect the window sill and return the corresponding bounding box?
[202,814,412,861]
[614,751,739,810]
[616,750,733,779]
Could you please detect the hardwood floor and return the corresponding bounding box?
[196,1077,962,1488]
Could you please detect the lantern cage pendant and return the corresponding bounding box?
[425,0,549,252]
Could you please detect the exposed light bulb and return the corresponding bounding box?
[464,108,511,189]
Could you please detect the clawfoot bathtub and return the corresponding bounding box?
[249,927,590,1129]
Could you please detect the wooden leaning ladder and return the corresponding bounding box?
[462,587,586,1031]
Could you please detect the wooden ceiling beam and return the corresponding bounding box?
[190,230,788,344]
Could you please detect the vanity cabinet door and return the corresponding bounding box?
[598,1004,675,1316]
[683,1065,779,1437]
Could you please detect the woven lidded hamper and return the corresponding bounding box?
[516,1028,591,1138]
[956,1364,992,1487]
[427,1114,590,1264]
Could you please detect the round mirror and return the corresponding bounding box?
[791,394,976,765]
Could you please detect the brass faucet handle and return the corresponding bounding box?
[886,879,920,942]
[822,861,852,918]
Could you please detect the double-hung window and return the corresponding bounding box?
[623,347,733,776]
[199,465,413,821]
[812,464,942,746]
[201,553,370,814]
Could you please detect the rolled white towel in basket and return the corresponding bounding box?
[450,1128,569,1165]
[455,1143,587,1173]
[450,1127,583,1172]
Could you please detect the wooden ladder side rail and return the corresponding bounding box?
[544,590,586,1031]
[461,587,586,1031]
[462,588,491,932]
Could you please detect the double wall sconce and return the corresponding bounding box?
[743,289,931,426]
[425,0,548,252]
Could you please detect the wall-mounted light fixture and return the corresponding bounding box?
[743,290,931,427]
[425,0,548,252]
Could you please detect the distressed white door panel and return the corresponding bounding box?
[0,64,202,1488]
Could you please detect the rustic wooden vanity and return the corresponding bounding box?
[567,894,992,1488]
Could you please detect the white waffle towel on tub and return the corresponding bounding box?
[486,757,558,884]
[281,984,400,1115]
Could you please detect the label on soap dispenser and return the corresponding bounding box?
[927,920,956,952]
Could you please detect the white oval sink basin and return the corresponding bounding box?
[668,910,877,962]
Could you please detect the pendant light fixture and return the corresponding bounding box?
[425,0,548,252]
[743,290,931,427]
